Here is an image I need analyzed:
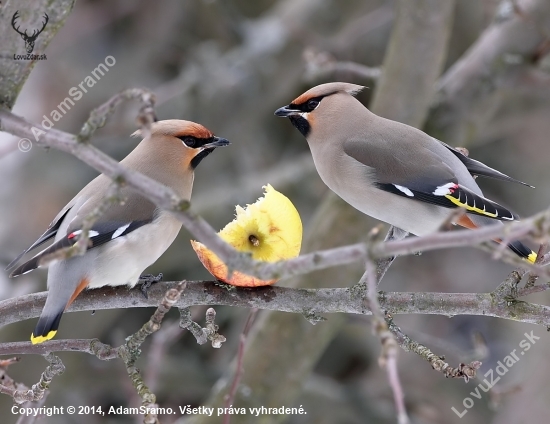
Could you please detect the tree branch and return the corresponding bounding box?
[427,0,550,145]
[361,252,409,424]
[77,88,156,142]
[1,279,549,349]
[371,0,456,127]
[1,353,65,404]
[386,314,482,382]
[0,1,76,109]
[303,48,381,82]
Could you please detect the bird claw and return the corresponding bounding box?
[138,273,163,299]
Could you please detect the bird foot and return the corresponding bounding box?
[138,273,163,299]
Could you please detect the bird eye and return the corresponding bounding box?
[183,137,196,148]
[307,99,319,111]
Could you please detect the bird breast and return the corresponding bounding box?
[89,211,182,289]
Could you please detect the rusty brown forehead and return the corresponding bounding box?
[292,91,315,105]
[291,89,337,106]
[176,123,213,139]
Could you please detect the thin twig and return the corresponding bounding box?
[3,354,66,404]
[387,314,482,382]
[525,243,550,287]
[492,268,527,301]
[179,307,208,345]
[303,48,381,81]
[117,282,187,424]
[355,227,409,423]
[517,282,550,297]
[362,254,409,424]
[0,339,118,359]
[203,308,227,349]
[223,308,258,424]
[77,88,156,142]
[178,307,226,348]
[0,284,226,424]
[0,357,26,400]
[15,390,50,424]
[376,225,408,286]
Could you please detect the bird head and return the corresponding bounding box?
[274,82,364,138]
[132,120,230,169]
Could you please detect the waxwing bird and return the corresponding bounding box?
[275,82,536,263]
[6,120,230,344]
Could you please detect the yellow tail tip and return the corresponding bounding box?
[30,330,57,344]
[527,251,537,264]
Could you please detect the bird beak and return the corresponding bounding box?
[274,105,299,117]
[203,136,231,149]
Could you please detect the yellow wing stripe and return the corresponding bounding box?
[444,194,498,218]
[31,330,57,344]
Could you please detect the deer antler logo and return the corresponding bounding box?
[12,11,49,54]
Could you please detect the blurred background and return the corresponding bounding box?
[1,0,550,423]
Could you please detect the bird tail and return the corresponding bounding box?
[31,312,63,344]
[507,240,537,264]
[456,215,536,263]
[31,277,89,344]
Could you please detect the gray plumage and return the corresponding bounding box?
[7,120,230,343]
[275,82,535,261]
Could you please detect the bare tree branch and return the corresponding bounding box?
[0,1,76,109]
[303,48,381,82]
[1,277,550,353]
[77,88,156,142]
[0,353,65,404]
[525,243,550,287]
[386,314,482,382]
[371,0,456,126]
[223,309,258,424]
[117,282,188,424]
[0,283,227,424]
[427,0,550,145]
[361,251,409,424]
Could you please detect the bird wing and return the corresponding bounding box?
[438,140,534,187]
[5,201,75,272]
[8,185,158,277]
[343,137,518,221]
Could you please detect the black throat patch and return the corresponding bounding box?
[190,148,214,169]
[289,115,310,137]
